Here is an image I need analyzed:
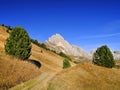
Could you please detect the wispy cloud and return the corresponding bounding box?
[81,20,120,39]
[80,33,120,39]
[80,42,120,51]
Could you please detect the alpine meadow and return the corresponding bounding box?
[1,0,120,90]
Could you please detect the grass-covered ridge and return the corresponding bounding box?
[0,26,69,89]
[48,63,120,90]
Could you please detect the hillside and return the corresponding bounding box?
[0,26,75,89]
[10,63,120,90]
[48,63,120,90]
[1,26,120,90]
[0,26,9,52]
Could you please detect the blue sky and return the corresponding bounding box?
[1,0,120,51]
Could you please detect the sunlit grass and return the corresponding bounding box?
[0,54,41,89]
[48,63,120,90]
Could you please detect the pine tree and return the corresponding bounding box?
[92,45,115,68]
[5,26,31,60]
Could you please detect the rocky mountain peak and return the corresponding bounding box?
[52,33,64,39]
[45,33,91,59]
[47,33,64,43]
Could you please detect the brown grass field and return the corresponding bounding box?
[0,54,41,89]
[48,63,120,90]
[0,26,73,89]
[0,26,120,90]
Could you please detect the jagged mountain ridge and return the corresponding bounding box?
[45,34,90,59]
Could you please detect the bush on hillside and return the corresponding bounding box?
[92,45,115,68]
[40,43,47,49]
[73,61,81,64]
[0,24,12,33]
[63,58,71,69]
[31,39,71,60]
[5,25,12,33]
[59,52,71,61]
[1,24,4,26]
[5,26,31,60]
[31,39,48,50]
[50,49,57,54]
[5,25,12,30]
[31,39,39,45]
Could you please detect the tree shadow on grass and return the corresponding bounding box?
[27,59,41,68]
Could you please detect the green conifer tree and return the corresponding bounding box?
[5,26,31,60]
[92,45,115,68]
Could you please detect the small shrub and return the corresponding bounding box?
[31,39,39,45]
[63,58,71,69]
[1,24,4,26]
[5,25,12,30]
[73,61,81,64]
[92,45,115,68]
[40,43,47,49]
[31,39,48,50]
[31,39,72,61]
[51,50,57,54]
[41,50,43,53]
[59,52,71,61]
[5,25,12,33]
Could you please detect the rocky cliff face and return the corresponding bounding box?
[45,34,91,59]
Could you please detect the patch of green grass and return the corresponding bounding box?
[10,79,36,90]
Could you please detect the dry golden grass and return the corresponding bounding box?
[116,60,120,65]
[0,26,39,89]
[48,63,120,90]
[2,26,120,90]
[0,26,9,52]
[0,26,74,89]
[0,54,41,89]
[8,44,75,90]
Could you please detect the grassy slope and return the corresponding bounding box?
[0,26,9,52]
[0,26,75,89]
[48,63,120,90]
[9,41,75,90]
[0,26,42,89]
[0,54,41,89]
[1,26,120,90]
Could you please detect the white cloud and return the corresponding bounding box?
[80,33,120,39]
